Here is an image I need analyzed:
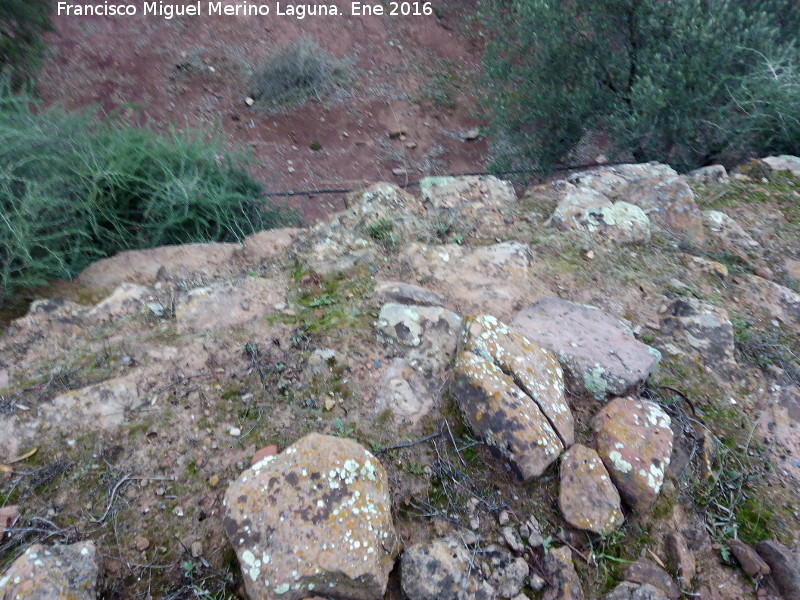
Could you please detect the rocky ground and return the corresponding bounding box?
[1,157,800,599]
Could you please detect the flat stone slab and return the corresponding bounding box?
[559,444,623,534]
[223,433,398,600]
[594,397,674,512]
[511,298,661,400]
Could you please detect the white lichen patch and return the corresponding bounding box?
[608,450,633,473]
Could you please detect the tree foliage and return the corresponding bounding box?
[0,0,53,85]
[481,0,800,172]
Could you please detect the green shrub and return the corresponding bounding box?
[248,37,350,109]
[0,0,53,86]
[0,86,298,302]
[480,0,800,173]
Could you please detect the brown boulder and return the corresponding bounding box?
[559,444,623,534]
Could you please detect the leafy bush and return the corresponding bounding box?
[0,0,53,86]
[0,87,298,301]
[248,37,350,109]
[480,0,800,172]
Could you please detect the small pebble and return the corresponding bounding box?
[229,427,241,436]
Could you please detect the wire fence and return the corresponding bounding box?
[263,160,630,198]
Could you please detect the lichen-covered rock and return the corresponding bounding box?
[419,175,517,237]
[292,183,427,274]
[0,541,100,600]
[594,398,674,511]
[511,298,661,401]
[223,433,398,600]
[566,163,705,245]
[623,558,680,600]
[451,350,564,481]
[559,444,623,534]
[543,546,585,600]
[688,165,729,185]
[401,536,497,600]
[657,298,736,375]
[482,545,529,599]
[605,582,669,600]
[460,314,574,446]
[376,303,462,375]
[549,187,651,244]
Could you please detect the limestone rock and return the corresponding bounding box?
[376,303,462,375]
[402,241,552,321]
[756,540,800,599]
[452,349,563,481]
[373,280,446,307]
[401,536,497,600]
[0,541,100,600]
[460,314,574,446]
[543,546,585,600]
[511,298,661,400]
[374,358,434,426]
[657,297,736,375]
[223,433,398,600]
[623,558,680,600]
[549,187,651,243]
[566,163,705,245]
[728,539,770,579]
[605,582,669,600]
[594,397,674,511]
[559,443,623,534]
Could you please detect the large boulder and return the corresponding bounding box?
[376,303,462,375]
[0,541,100,600]
[549,187,651,244]
[594,397,674,511]
[511,298,661,401]
[222,433,399,600]
[559,443,623,534]
[401,536,497,600]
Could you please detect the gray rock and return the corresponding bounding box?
[501,527,525,554]
[519,515,545,548]
[623,558,680,600]
[223,433,399,600]
[605,582,669,600]
[756,539,800,599]
[760,155,800,177]
[702,210,763,267]
[657,297,736,375]
[401,537,497,600]
[511,298,661,400]
[0,541,100,600]
[376,303,462,375]
[484,547,529,598]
